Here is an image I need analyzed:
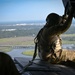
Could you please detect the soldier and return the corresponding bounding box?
[34,6,75,63]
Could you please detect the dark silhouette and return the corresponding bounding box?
[0,52,21,75]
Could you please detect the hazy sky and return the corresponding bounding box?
[0,0,64,22]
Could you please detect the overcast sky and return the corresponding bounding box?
[0,0,64,22]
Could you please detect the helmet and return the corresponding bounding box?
[46,13,62,26]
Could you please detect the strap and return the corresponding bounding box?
[20,38,38,74]
[32,42,37,61]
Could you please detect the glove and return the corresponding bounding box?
[62,14,68,20]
